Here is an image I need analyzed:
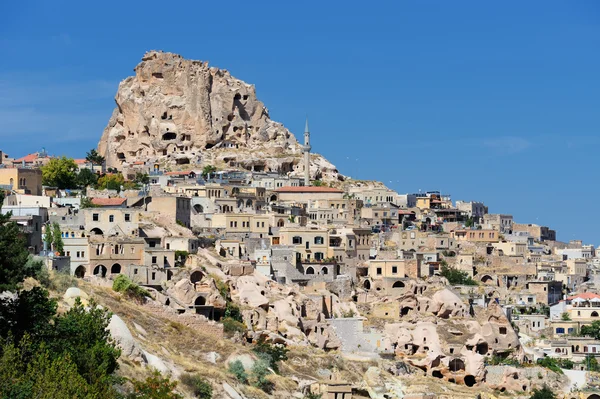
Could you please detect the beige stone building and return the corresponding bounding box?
[278,225,329,262]
[452,229,499,243]
[0,167,42,195]
[146,196,192,228]
[211,213,270,236]
[492,241,527,257]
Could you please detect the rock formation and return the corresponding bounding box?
[98,51,340,180]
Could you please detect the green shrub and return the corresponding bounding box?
[222,317,246,335]
[174,251,189,266]
[529,385,557,399]
[253,337,288,373]
[251,357,273,393]
[224,302,243,323]
[304,393,322,399]
[180,373,212,399]
[228,360,248,383]
[536,357,563,374]
[112,275,150,303]
[440,264,478,285]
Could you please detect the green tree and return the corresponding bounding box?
[440,264,478,286]
[41,157,79,189]
[85,149,105,169]
[80,197,97,209]
[48,299,121,390]
[97,173,136,191]
[253,337,288,373]
[52,222,64,255]
[580,321,600,340]
[561,312,571,321]
[0,286,57,343]
[201,165,217,179]
[77,168,98,189]
[0,340,102,399]
[0,189,5,206]
[465,217,475,227]
[312,180,324,187]
[0,212,32,291]
[134,173,150,185]
[529,385,556,399]
[127,371,183,399]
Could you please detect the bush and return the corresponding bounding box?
[174,251,189,266]
[222,317,246,335]
[530,385,556,399]
[536,357,563,374]
[112,275,150,303]
[253,338,288,373]
[440,265,478,285]
[180,373,212,399]
[304,393,322,399]
[228,360,248,383]
[224,302,243,323]
[127,370,182,399]
[251,357,273,393]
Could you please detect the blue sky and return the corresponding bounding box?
[1,1,599,243]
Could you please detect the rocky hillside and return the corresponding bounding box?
[98,51,340,180]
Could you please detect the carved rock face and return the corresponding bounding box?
[98,51,339,180]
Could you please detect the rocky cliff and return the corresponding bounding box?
[98,51,340,180]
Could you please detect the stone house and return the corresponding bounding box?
[146,196,192,228]
[278,225,329,263]
[0,167,43,195]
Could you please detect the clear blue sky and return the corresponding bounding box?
[1,1,599,243]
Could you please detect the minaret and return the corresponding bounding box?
[303,118,311,186]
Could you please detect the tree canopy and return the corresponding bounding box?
[0,212,35,291]
[85,149,105,167]
[41,157,79,189]
[76,168,98,189]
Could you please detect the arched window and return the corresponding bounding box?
[321,267,328,275]
[592,311,599,317]
[9,178,14,188]
[392,281,405,288]
[277,219,285,227]
[111,264,121,274]
[306,267,315,275]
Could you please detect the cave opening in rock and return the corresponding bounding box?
[432,370,443,379]
[464,375,476,387]
[476,342,489,355]
[162,132,177,140]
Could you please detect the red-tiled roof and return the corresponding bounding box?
[275,186,343,193]
[13,153,38,163]
[74,159,87,165]
[567,292,600,301]
[91,198,127,206]
[398,210,415,215]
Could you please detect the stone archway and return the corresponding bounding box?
[111,263,122,274]
[93,265,107,277]
[74,265,86,278]
[392,281,405,288]
[364,280,371,290]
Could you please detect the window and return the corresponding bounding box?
[314,236,324,245]
[392,266,398,274]
[152,272,156,280]
[66,251,70,257]
[81,251,85,258]
[125,213,131,222]
[376,267,382,275]
[134,268,138,274]
[556,327,565,334]
[292,236,302,244]
[76,251,80,258]
[152,256,157,264]
[93,213,99,221]
[261,222,265,228]
[166,243,170,249]
[109,215,114,223]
